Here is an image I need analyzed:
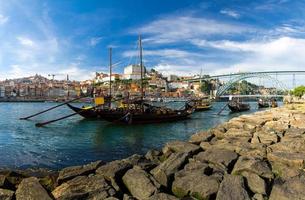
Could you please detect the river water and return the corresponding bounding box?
[0,101,276,169]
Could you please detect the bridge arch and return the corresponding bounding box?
[216,73,288,97]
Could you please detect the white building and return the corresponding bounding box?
[123,64,146,80]
[0,86,4,97]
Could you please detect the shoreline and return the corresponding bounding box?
[1,103,305,199]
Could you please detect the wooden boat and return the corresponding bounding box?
[67,102,194,124]
[228,99,250,112]
[258,99,269,108]
[191,98,212,111]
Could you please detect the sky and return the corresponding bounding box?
[1,0,305,81]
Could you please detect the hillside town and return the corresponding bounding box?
[0,64,277,102]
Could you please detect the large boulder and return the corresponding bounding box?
[183,160,211,174]
[123,154,157,171]
[52,175,116,200]
[241,171,266,195]
[16,177,52,200]
[216,174,250,200]
[0,175,11,189]
[211,138,267,158]
[122,167,159,200]
[150,152,188,187]
[269,176,305,200]
[189,131,214,144]
[232,156,273,179]
[172,170,219,199]
[267,151,305,169]
[0,189,14,200]
[0,170,26,189]
[57,160,103,184]
[194,148,238,172]
[145,149,162,163]
[251,131,279,145]
[96,160,132,191]
[263,121,289,134]
[224,128,252,138]
[162,141,201,155]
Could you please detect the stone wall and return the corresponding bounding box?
[1,104,305,200]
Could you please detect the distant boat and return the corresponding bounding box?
[258,98,269,108]
[191,97,212,111]
[271,98,278,108]
[228,99,250,112]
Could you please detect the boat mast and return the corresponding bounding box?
[109,47,112,108]
[139,35,144,102]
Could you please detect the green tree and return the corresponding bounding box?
[200,81,209,93]
[292,85,305,97]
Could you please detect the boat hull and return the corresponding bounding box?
[67,104,193,124]
[228,101,250,112]
[258,102,269,108]
[195,105,212,111]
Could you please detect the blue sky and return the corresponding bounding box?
[1,0,305,81]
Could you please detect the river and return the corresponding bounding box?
[0,101,278,169]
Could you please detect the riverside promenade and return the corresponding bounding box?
[1,104,305,200]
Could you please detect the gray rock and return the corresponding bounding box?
[232,156,273,179]
[267,151,305,169]
[145,149,161,163]
[189,131,214,144]
[162,141,201,155]
[269,161,304,179]
[269,176,305,200]
[123,154,157,171]
[183,160,211,174]
[252,193,264,200]
[52,175,116,200]
[0,170,26,189]
[16,177,52,200]
[122,167,159,200]
[148,193,179,200]
[194,148,238,171]
[241,171,266,195]
[225,128,253,138]
[0,189,14,200]
[0,175,10,189]
[216,174,250,200]
[96,160,132,191]
[199,141,212,150]
[150,152,188,187]
[251,131,278,145]
[57,160,103,184]
[172,170,219,199]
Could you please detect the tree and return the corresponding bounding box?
[292,85,305,97]
[200,81,209,93]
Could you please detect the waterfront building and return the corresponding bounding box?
[123,64,146,80]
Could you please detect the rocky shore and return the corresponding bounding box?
[1,104,305,200]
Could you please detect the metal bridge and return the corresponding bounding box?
[187,70,305,97]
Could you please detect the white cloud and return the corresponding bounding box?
[220,9,240,19]
[136,16,255,44]
[17,36,35,47]
[0,14,8,25]
[190,37,305,74]
[58,65,96,81]
[89,37,103,46]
